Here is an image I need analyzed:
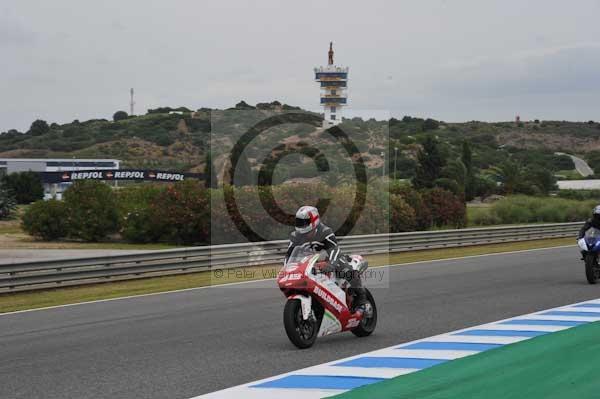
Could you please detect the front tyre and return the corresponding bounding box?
[351,288,378,337]
[585,253,599,284]
[283,299,318,349]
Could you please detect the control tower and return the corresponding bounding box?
[314,42,348,127]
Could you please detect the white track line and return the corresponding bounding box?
[194,297,599,399]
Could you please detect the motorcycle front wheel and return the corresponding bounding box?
[351,288,378,337]
[585,253,599,284]
[283,299,319,349]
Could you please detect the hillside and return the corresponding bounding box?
[2,101,600,180]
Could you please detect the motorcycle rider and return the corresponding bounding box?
[578,206,600,239]
[285,206,369,314]
[578,205,600,258]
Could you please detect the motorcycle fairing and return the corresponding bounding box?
[318,309,342,336]
[289,294,312,321]
[584,227,600,252]
[313,272,347,304]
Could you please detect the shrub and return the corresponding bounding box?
[421,188,466,228]
[473,175,497,198]
[552,155,575,171]
[63,181,120,241]
[394,156,417,178]
[389,182,432,230]
[586,151,600,175]
[210,182,395,244]
[22,200,69,240]
[521,167,557,195]
[118,185,165,243]
[113,110,129,121]
[151,180,210,245]
[468,206,501,226]
[489,196,593,224]
[492,200,532,224]
[434,178,461,196]
[121,209,163,243]
[423,118,440,131]
[328,183,390,236]
[557,190,600,201]
[2,171,44,204]
[29,119,50,136]
[390,194,416,232]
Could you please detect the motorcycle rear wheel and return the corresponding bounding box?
[283,299,319,349]
[351,288,378,337]
[585,253,599,285]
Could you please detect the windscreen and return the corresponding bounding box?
[286,246,317,265]
[585,227,600,239]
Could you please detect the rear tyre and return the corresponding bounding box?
[283,299,318,349]
[351,288,377,337]
[585,253,599,285]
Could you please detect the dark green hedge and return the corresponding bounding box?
[22,181,466,245]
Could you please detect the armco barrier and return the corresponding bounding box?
[0,223,579,293]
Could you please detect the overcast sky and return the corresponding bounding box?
[2,0,600,132]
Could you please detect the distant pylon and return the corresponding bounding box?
[130,88,135,115]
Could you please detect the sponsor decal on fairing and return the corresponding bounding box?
[313,286,344,313]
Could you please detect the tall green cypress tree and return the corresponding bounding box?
[0,182,16,220]
[413,135,445,189]
[461,140,476,200]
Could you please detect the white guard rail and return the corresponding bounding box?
[0,223,579,293]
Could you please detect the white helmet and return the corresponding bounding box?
[594,205,600,215]
[295,206,320,234]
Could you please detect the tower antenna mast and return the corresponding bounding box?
[130,88,135,116]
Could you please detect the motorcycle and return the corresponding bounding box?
[578,227,600,284]
[278,246,377,349]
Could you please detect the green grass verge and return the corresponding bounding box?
[0,237,574,314]
[555,169,584,180]
[467,206,495,226]
[330,320,600,399]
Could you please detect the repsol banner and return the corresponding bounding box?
[41,169,204,184]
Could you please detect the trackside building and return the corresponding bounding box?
[0,158,121,199]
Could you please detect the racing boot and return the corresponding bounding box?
[351,287,372,318]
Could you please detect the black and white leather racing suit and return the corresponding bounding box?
[578,217,600,239]
[285,223,366,306]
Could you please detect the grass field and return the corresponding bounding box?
[466,205,494,226]
[555,169,584,180]
[0,237,574,314]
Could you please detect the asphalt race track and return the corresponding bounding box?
[1,245,598,399]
